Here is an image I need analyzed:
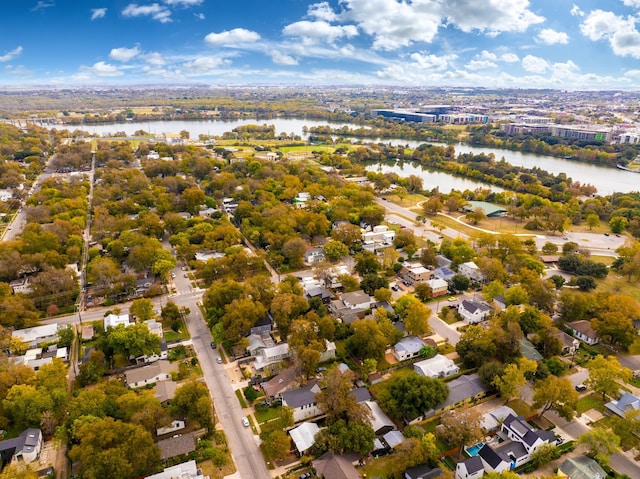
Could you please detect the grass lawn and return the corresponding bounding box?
[254,406,283,424]
[362,454,404,479]
[198,459,236,479]
[235,389,247,408]
[163,327,190,342]
[506,399,536,418]
[577,394,605,415]
[596,274,640,302]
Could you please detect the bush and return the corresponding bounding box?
[243,385,259,402]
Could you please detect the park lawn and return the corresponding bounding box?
[279,144,336,153]
[428,213,488,238]
[576,394,605,415]
[595,274,640,302]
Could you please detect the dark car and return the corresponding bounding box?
[210,341,216,349]
[575,384,587,392]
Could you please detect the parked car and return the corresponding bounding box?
[575,384,587,392]
[217,357,223,364]
[242,416,250,427]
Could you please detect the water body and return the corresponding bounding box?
[78,119,638,194]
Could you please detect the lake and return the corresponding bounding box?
[76,119,638,194]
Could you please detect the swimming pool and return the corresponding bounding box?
[465,442,484,456]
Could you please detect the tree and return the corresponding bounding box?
[530,443,561,468]
[376,371,448,421]
[169,380,214,429]
[541,242,559,255]
[160,301,181,324]
[422,196,443,216]
[77,349,107,386]
[466,207,486,225]
[3,384,52,430]
[492,358,538,403]
[435,407,483,459]
[359,274,388,295]
[282,237,307,269]
[592,294,640,351]
[103,323,161,361]
[414,283,433,302]
[578,428,621,465]
[69,417,160,479]
[323,240,349,262]
[316,368,370,425]
[0,464,38,479]
[346,319,388,361]
[504,285,529,306]
[394,295,431,336]
[262,428,291,461]
[354,250,380,276]
[586,213,600,230]
[451,274,470,292]
[610,216,628,234]
[130,298,156,321]
[576,276,597,291]
[221,297,266,341]
[532,375,578,420]
[586,355,632,401]
[270,293,309,339]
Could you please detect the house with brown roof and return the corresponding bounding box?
[567,320,599,345]
[157,432,196,460]
[312,452,360,479]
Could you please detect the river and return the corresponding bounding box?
[75,119,638,195]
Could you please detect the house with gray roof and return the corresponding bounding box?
[125,360,177,388]
[404,465,442,479]
[429,373,488,417]
[254,343,290,372]
[312,452,360,479]
[364,400,395,435]
[605,392,640,418]
[455,456,485,479]
[458,300,492,324]
[157,432,197,460]
[434,267,456,282]
[282,380,322,422]
[558,455,607,479]
[0,428,42,465]
[394,336,426,362]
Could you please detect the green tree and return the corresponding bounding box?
[323,240,349,262]
[578,428,621,465]
[394,295,431,336]
[270,293,309,339]
[69,417,160,479]
[3,384,52,430]
[414,283,433,302]
[586,355,632,401]
[104,323,161,360]
[129,298,156,321]
[316,368,369,424]
[541,242,559,255]
[493,357,538,403]
[451,274,470,292]
[504,285,529,306]
[77,349,107,386]
[169,380,214,429]
[532,375,578,420]
[346,319,388,361]
[586,213,600,230]
[354,250,380,276]
[610,216,628,234]
[466,207,486,225]
[530,443,560,468]
[377,371,448,421]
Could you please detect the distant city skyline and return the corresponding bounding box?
[4,0,640,89]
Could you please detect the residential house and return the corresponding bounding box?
[0,189,13,202]
[9,277,32,294]
[341,290,374,310]
[481,405,518,432]
[605,392,640,418]
[382,430,405,449]
[104,313,132,329]
[434,267,456,282]
[289,421,321,455]
[304,285,333,304]
[501,414,557,455]
[12,323,59,348]
[247,333,275,357]
[319,340,337,363]
[493,295,507,311]
[312,452,360,479]
[304,247,326,264]
[567,320,599,345]
[519,338,543,362]
[404,465,443,479]
[254,343,290,372]
[0,428,42,465]
[436,255,452,268]
[156,420,186,437]
[458,261,484,283]
[458,300,492,324]
[394,336,426,362]
[194,250,225,262]
[262,366,298,399]
[157,432,197,461]
[125,360,178,388]
[558,455,607,479]
[362,225,395,251]
[294,192,311,208]
[350,387,372,404]
[428,374,488,417]
[455,456,485,479]
[426,278,449,298]
[145,460,207,479]
[414,354,459,379]
[250,314,273,336]
[364,400,395,435]
[405,264,433,284]
[478,443,514,474]
[282,380,322,422]
[154,380,179,405]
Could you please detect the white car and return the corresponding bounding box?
[242,416,250,427]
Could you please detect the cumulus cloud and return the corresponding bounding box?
[622,0,640,7]
[551,60,580,77]
[537,28,569,45]
[466,59,498,70]
[522,54,549,73]
[570,4,584,17]
[182,56,229,74]
[110,46,141,62]
[283,20,358,44]
[271,51,298,65]
[195,13,205,20]
[91,8,107,20]
[142,52,166,66]
[204,28,260,46]
[444,0,545,36]
[500,52,520,62]
[581,9,640,58]
[87,61,123,77]
[308,2,337,22]
[409,52,455,70]
[122,3,172,23]
[0,46,23,62]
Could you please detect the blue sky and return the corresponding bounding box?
[4,0,640,89]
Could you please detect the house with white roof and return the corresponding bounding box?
[104,313,132,330]
[458,261,484,283]
[12,324,59,348]
[289,421,321,455]
[125,360,178,389]
[146,460,206,479]
[362,225,395,251]
[414,354,459,379]
[605,392,640,418]
[426,278,449,297]
[364,400,395,435]
[394,336,426,362]
[405,264,433,284]
[458,300,492,324]
[254,343,290,372]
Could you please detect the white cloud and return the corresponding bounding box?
[88,61,124,77]
[478,50,497,61]
[283,21,358,45]
[163,0,203,5]
[466,59,498,70]
[551,60,580,77]
[0,46,23,62]
[271,51,298,65]
[409,52,455,70]
[204,28,260,46]
[142,52,166,66]
[195,13,205,20]
[581,9,640,58]
[444,0,545,35]
[182,56,230,75]
[570,4,584,17]
[32,1,54,11]
[537,28,569,45]
[91,8,107,20]
[308,2,337,22]
[522,54,549,73]
[110,46,140,62]
[622,0,640,8]
[122,3,172,23]
[500,53,520,62]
